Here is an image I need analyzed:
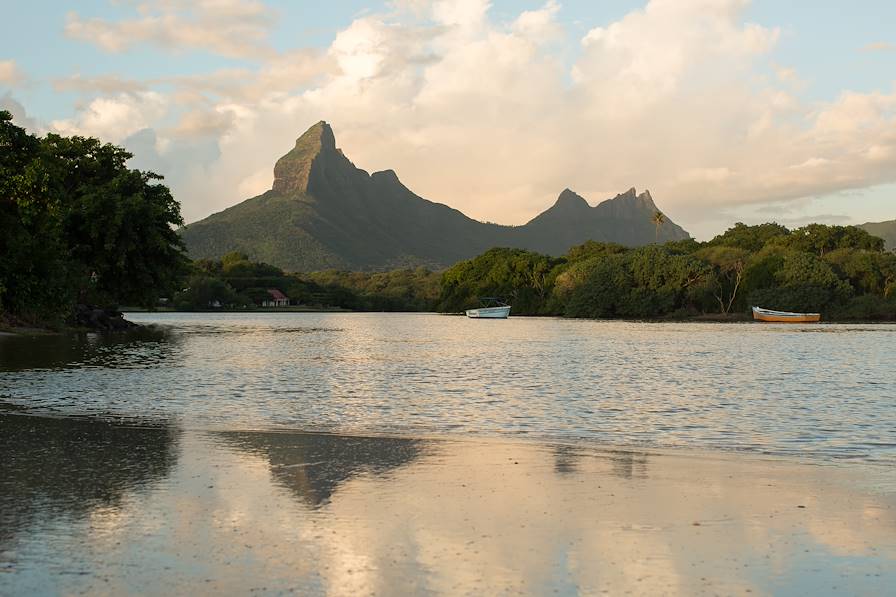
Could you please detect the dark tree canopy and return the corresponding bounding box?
[0,110,187,323]
[433,222,896,320]
[709,222,790,252]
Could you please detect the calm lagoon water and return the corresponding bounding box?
[2,313,896,595]
[1,312,894,464]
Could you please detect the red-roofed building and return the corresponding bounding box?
[262,288,289,307]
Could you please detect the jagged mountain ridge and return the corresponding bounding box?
[180,121,691,271]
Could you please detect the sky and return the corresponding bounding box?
[1,0,894,239]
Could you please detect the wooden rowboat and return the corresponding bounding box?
[752,306,820,323]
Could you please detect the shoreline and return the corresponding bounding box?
[125,310,896,325]
[5,310,895,336]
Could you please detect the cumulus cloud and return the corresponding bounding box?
[51,92,169,143]
[0,60,26,87]
[64,0,277,59]
[54,0,896,234]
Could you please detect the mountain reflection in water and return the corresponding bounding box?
[216,431,424,507]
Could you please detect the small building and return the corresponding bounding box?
[262,288,289,307]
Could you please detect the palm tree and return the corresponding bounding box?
[652,211,666,243]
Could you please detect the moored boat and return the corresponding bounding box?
[466,298,511,319]
[751,306,820,323]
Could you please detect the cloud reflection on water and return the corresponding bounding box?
[5,416,892,595]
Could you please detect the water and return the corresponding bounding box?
[2,314,895,595]
[3,414,894,596]
[1,312,895,464]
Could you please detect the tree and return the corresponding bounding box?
[565,241,627,263]
[437,248,563,314]
[221,251,250,268]
[42,134,188,307]
[823,248,894,296]
[652,211,666,243]
[748,250,853,313]
[1,111,75,320]
[564,247,710,318]
[564,254,632,318]
[0,111,188,322]
[173,276,244,310]
[695,246,749,314]
[773,224,884,257]
[709,222,790,252]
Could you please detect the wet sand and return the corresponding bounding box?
[1,414,894,596]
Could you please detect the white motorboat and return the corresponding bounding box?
[465,297,511,319]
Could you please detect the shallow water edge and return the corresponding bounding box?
[1,413,893,596]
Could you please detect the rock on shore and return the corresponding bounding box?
[71,305,139,331]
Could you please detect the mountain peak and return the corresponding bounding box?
[638,189,657,209]
[372,169,400,184]
[607,187,657,209]
[272,121,338,195]
[613,187,637,200]
[553,188,590,209]
[299,120,335,150]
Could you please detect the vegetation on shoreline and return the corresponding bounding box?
[437,223,896,320]
[172,252,440,312]
[0,111,187,329]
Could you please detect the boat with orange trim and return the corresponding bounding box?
[751,306,821,323]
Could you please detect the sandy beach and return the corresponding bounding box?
[2,415,893,596]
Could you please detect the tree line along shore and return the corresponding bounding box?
[2,110,895,331]
[170,224,896,321]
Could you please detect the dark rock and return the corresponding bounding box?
[71,305,139,332]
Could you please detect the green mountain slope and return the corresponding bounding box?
[180,121,691,271]
[859,219,896,251]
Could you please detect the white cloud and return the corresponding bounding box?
[51,92,169,143]
[432,0,490,30]
[52,0,896,235]
[0,60,26,87]
[512,1,561,39]
[172,107,236,137]
[64,0,277,59]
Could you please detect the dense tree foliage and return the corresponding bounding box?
[437,222,896,320]
[0,111,187,325]
[172,255,440,312]
[438,248,563,314]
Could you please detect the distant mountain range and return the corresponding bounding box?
[859,219,896,251]
[180,121,691,271]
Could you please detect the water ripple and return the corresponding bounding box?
[1,312,895,465]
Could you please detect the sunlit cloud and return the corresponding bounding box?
[43,0,896,232]
[0,59,26,87]
[64,0,278,59]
